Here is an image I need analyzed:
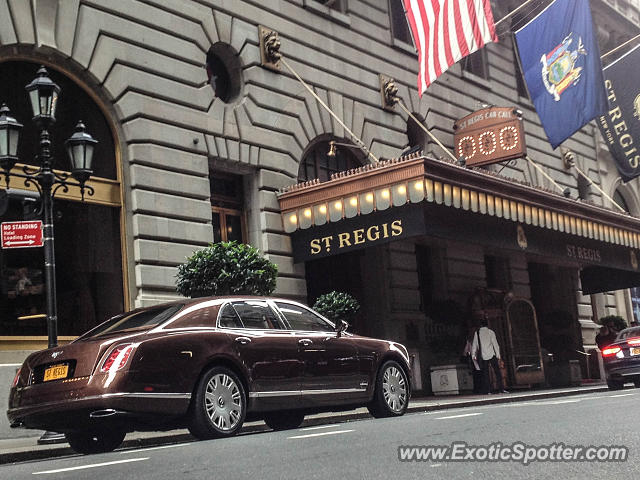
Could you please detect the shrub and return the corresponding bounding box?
[312,291,360,324]
[176,241,278,298]
[598,315,627,331]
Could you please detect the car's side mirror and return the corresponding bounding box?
[336,320,349,337]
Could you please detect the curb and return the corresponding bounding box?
[0,385,609,465]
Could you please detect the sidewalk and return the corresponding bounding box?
[0,384,609,464]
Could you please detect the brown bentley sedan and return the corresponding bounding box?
[7,297,411,454]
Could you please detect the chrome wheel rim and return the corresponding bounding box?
[204,373,242,431]
[382,366,407,413]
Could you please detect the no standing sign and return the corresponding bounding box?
[1,221,44,249]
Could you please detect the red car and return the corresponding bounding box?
[7,297,411,454]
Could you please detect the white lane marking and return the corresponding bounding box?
[532,399,582,405]
[436,413,483,420]
[609,393,634,398]
[33,457,149,475]
[289,429,354,439]
[430,464,443,467]
[506,399,582,407]
[0,363,22,367]
[120,443,188,454]
[299,424,341,431]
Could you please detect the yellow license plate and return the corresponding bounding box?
[631,347,640,356]
[43,364,68,382]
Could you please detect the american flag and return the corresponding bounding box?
[403,0,498,95]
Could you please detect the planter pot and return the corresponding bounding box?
[430,364,473,395]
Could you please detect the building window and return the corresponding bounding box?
[405,114,426,155]
[313,0,346,12]
[0,61,124,338]
[210,172,246,243]
[613,189,631,213]
[462,49,489,80]
[206,43,243,104]
[514,46,529,99]
[484,255,512,291]
[298,139,361,182]
[389,0,412,44]
[577,174,591,200]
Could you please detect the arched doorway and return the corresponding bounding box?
[0,60,126,343]
[297,138,369,333]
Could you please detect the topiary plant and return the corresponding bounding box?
[312,291,360,324]
[598,315,627,331]
[176,241,278,298]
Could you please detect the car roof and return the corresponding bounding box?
[136,296,304,313]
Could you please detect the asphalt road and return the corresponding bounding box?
[2,389,639,479]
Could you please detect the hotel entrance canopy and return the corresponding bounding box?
[277,154,640,294]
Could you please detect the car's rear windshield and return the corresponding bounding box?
[79,304,183,339]
[618,327,640,340]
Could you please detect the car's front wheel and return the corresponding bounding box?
[188,366,246,440]
[263,411,305,430]
[368,360,409,418]
[65,429,126,454]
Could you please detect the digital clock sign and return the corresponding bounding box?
[453,106,527,167]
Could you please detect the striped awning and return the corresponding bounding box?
[277,154,640,250]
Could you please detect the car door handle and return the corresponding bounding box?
[234,337,251,345]
[298,339,313,346]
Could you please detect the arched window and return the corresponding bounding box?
[0,61,124,338]
[613,189,631,213]
[298,139,361,182]
[406,114,426,155]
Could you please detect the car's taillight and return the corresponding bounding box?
[100,344,135,373]
[602,346,622,357]
[11,367,21,387]
[627,337,640,346]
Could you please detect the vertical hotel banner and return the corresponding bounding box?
[598,45,640,182]
[515,0,608,149]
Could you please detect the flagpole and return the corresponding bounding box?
[601,32,640,60]
[525,155,570,196]
[569,160,626,213]
[493,0,540,28]
[279,57,379,164]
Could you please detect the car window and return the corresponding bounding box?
[229,301,284,330]
[619,327,640,339]
[275,302,334,332]
[218,303,243,328]
[79,304,183,339]
[169,305,220,328]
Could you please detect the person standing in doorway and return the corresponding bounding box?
[472,316,507,394]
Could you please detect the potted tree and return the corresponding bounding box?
[176,241,278,297]
[312,291,360,328]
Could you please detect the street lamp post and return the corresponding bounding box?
[0,66,97,349]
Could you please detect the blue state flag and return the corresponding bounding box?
[515,0,608,149]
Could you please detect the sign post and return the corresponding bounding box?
[1,220,44,249]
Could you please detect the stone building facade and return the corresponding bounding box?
[0,0,640,393]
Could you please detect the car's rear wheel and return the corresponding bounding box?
[368,360,409,418]
[65,429,126,454]
[188,366,246,440]
[263,411,305,430]
[634,379,640,388]
[607,379,624,391]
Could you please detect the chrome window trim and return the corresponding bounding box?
[249,387,366,398]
